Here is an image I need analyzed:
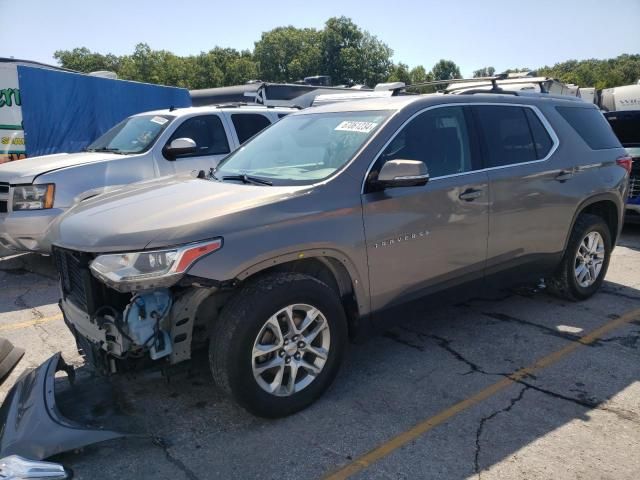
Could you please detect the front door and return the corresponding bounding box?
[163,114,232,174]
[362,105,489,314]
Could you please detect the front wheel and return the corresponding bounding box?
[548,213,612,301]
[209,272,348,418]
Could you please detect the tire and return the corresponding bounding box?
[209,272,348,418]
[547,213,612,301]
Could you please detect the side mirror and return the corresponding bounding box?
[377,159,429,188]
[164,138,196,159]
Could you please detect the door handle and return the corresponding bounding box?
[458,188,483,201]
[555,169,575,182]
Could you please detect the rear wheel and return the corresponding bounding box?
[209,272,347,418]
[548,214,612,301]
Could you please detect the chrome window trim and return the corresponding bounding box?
[361,102,560,193]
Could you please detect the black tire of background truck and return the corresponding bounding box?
[547,213,612,301]
[209,272,348,418]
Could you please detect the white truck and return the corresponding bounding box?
[0,104,296,253]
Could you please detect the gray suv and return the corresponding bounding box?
[49,93,629,418]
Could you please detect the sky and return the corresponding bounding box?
[1,0,639,77]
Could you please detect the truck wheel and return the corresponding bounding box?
[209,272,348,418]
[547,214,612,301]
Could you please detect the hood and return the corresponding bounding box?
[0,152,124,184]
[49,176,308,252]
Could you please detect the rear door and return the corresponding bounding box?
[228,113,273,146]
[362,105,489,313]
[472,104,562,277]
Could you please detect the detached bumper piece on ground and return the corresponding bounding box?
[0,338,24,384]
[0,456,70,480]
[0,353,127,479]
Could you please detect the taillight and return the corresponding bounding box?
[616,155,633,174]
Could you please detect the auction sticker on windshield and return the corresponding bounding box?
[335,121,378,133]
[150,116,169,125]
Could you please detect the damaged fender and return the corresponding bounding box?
[0,353,126,460]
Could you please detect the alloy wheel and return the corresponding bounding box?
[252,304,330,397]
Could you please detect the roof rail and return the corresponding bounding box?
[403,74,558,95]
[201,102,301,110]
[403,74,510,92]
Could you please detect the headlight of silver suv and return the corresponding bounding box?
[89,239,222,291]
[12,184,55,210]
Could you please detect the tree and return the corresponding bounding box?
[54,47,121,73]
[407,65,434,93]
[319,17,393,86]
[473,66,495,78]
[253,27,322,83]
[538,54,640,88]
[387,63,410,84]
[430,59,461,90]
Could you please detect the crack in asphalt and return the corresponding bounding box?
[398,325,491,376]
[13,287,46,320]
[600,288,640,302]
[480,311,583,343]
[513,380,640,424]
[474,386,528,479]
[153,437,201,480]
[391,326,640,427]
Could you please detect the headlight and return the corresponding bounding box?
[12,184,55,210]
[90,238,222,291]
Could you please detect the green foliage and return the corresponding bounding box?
[473,66,495,78]
[253,26,322,83]
[537,54,640,89]
[53,22,639,92]
[387,63,411,84]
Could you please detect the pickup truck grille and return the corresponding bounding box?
[52,247,95,314]
[0,183,8,214]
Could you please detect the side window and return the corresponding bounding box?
[379,106,474,178]
[169,115,230,157]
[277,113,289,119]
[231,114,272,144]
[474,106,537,167]
[556,106,621,150]
[524,108,553,159]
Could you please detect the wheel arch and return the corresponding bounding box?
[234,250,370,340]
[565,193,623,250]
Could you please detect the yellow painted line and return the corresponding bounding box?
[323,308,640,480]
[0,313,63,332]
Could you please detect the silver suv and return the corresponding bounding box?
[0,104,296,253]
[49,93,629,418]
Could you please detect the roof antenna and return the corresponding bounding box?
[169,105,176,112]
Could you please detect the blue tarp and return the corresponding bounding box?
[18,66,191,157]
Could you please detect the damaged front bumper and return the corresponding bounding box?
[0,353,126,461]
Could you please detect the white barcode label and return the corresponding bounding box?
[335,121,378,133]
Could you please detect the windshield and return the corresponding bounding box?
[86,114,175,154]
[216,111,390,185]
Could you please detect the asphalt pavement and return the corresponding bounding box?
[1,225,639,479]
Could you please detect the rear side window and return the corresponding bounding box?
[524,109,553,158]
[474,105,539,167]
[556,107,621,150]
[231,114,272,144]
[169,115,230,157]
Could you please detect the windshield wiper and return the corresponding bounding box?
[222,174,273,186]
